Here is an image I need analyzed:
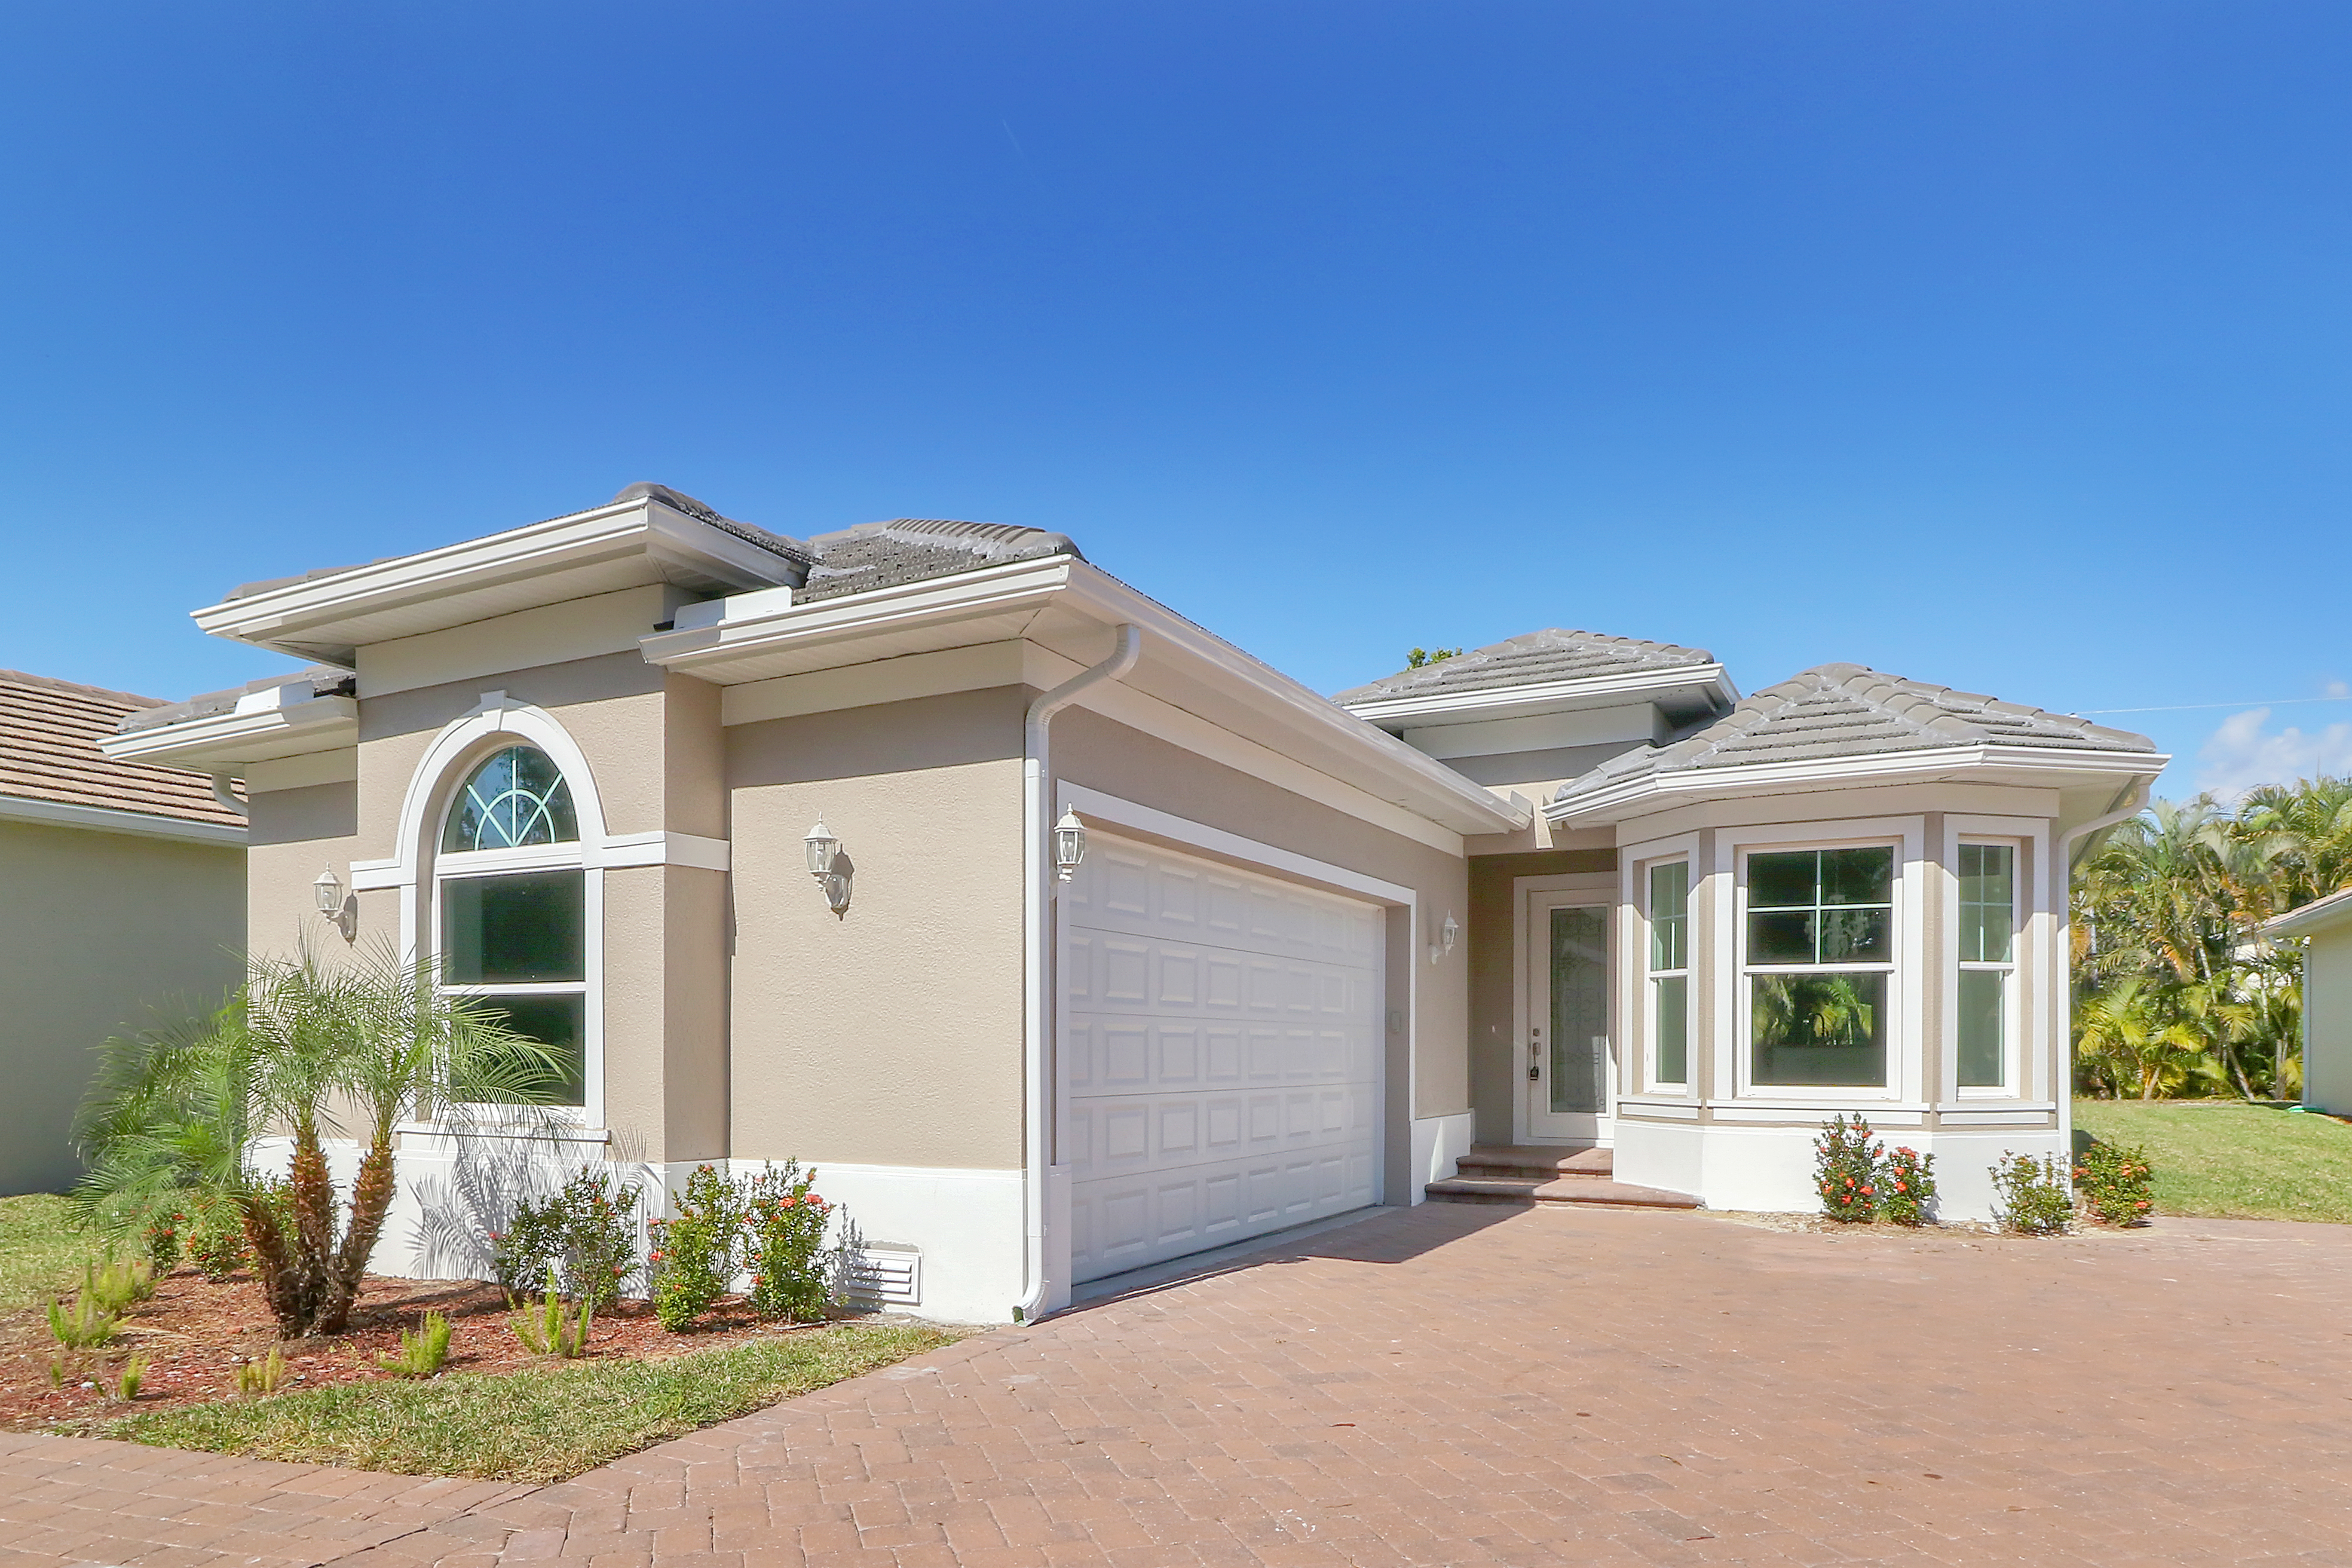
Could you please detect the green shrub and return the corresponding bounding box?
[490,1167,642,1310]
[189,1212,251,1281]
[1878,1146,1937,1226]
[648,1164,739,1332]
[115,1351,149,1402]
[237,1346,288,1396]
[742,1162,833,1323]
[1991,1152,2073,1235]
[85,1258,155,1315]
[1813,1114,1883,1222]
[2073,1139,2155,1226]
[49,1289,121,1349]
[511,1265,594,1358]
[146,1211,184,1271]
[379,1309,452,1378]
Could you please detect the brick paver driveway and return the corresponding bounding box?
[6,1203,2351,1567]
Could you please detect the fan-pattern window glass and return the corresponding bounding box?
[1957,843,2017,1090]
[1648,861,1690,1087]
[442,746,579,852]
[1745,846,1895,1088]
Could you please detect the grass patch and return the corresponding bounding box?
[2073,1100,2352,1224]
[0,1194,92,1312]
[98,1320,952,1481]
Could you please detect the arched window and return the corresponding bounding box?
[436,745,588,1108]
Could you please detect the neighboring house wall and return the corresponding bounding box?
[2307,925,2352,1117]
[0,819,244,1194]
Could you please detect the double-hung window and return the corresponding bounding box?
[1744,845,1895,1088]
[437,745,588,1108]
[1647,861,1690,1088]
[1956,842,2017,1091]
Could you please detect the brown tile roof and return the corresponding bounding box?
[0,669,244,829]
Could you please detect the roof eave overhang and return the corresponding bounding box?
[96,696,359,771]
[1341,665,1739,730]
[1545,744,2171,827]
[0,793,245,846]
[191,499,803,664]
[2266,886,2352,939]
[637,557,1528,837]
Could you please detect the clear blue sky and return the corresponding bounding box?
[4,3,2346,799]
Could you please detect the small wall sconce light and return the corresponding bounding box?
[1427,911,1459,966]
[313,866,354,941]
[1053,806,1088,882]
[803,815,852,917]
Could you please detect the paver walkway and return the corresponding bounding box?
[6,1203,2351,1566]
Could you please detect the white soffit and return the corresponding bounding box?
[193,497,801,666]
[1343,665,1737,731]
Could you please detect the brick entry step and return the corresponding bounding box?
[1424,1145,1700,1209]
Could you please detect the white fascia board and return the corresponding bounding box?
[638,556,1075,675]
[1341,665,1738,729]
[0,793,245,846]
[191,499,798,658]
[1056,565,1528,835]
[96,696,359,770]
[1545,744,2171,827]
[2266,885,2352,938]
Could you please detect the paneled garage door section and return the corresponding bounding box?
[1062,836,1383,1283]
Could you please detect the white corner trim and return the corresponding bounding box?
[0,793,246,847]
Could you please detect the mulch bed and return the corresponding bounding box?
[0,1266,822,1430]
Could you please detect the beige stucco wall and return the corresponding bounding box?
[2306,925,2352,1116]
[0,820,244,1194]
[726,687,1029,1172]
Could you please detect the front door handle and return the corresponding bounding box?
[1528,1064,1540,1081]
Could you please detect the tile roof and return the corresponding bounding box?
[1553,662,2158,806]
[1334,629,1718,705]
[796,518,1084,603]
[0,669,246,827]
[116,667,356,735]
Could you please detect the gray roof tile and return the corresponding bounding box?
[116,668,355,735]
[1553,662,2157,805]
[1335,629,1716,705]
[796,518,1083,603]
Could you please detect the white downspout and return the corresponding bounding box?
[1015,623,1142,1323]
[2054,778,2153,1158]
[209,772,248,818]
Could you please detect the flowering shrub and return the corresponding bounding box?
[647,1164,741,1332]
[1813,1114,1884,1222]
[146,1209,184,1271]
[1991,1152,2073,1235]
[2073,1140,2154,1226]
[188,1211,251,1280]
[491,1166,643,1309]
[1877,1146,1937,1226]
[742,1161,833,1323]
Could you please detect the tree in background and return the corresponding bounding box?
[1404,646,1463,668]
[2073,776,2349,1099]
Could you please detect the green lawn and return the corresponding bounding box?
[0,1193,93,1311]
[101,1320,954,1481]
[2073,1099,2352,1224]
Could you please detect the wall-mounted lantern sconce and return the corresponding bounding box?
[313,866,354,941]
[1053,806,1087,882]
[803,815,852,917]
[1427,911,1458,966]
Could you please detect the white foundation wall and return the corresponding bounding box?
[1616,1119,2070,1223]
[245,1138,1026,1325]
[1409,1112,1476,1202]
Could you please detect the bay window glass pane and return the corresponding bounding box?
[443,871,586,984]
[1748,851,1818,910]
[1648,862,1688,971]
[1958,969,2005,1088]
[1821,847,1894,906]
[1654,976,1688,1084]
[1751,972,1887,1087]
[1958,844,2015,964]
[1819,907,1891,964]
[1748,910,1816,964]
[474,993,587,1108]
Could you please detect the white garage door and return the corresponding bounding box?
[1061,834,1384,1283]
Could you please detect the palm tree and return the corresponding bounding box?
[77,943,558,1338]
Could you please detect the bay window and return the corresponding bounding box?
[1744,845,1894,1088]
[1647,861,1690,1088]
[1956,842,2016,1090]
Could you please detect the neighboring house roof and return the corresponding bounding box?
[116,667,357,736]
[797,518,1084,603]
[2266,884,2352,939]
[1552,662,2159,809]
[1333,629,1718,706]
[0,669,246,828]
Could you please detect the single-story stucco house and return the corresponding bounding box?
[2,669,246,1195]
[104,483,2163,1320]
[2266,885,2352,1116]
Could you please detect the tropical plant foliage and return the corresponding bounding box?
[2073,776,2352,1099]
[73,943,560,1338]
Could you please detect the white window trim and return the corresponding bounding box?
[1616,831,1701,1108]
[1941,814,2052,1106]
[1715,816,1927,1107]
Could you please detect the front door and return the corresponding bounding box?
[1522,891,1614,1144]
